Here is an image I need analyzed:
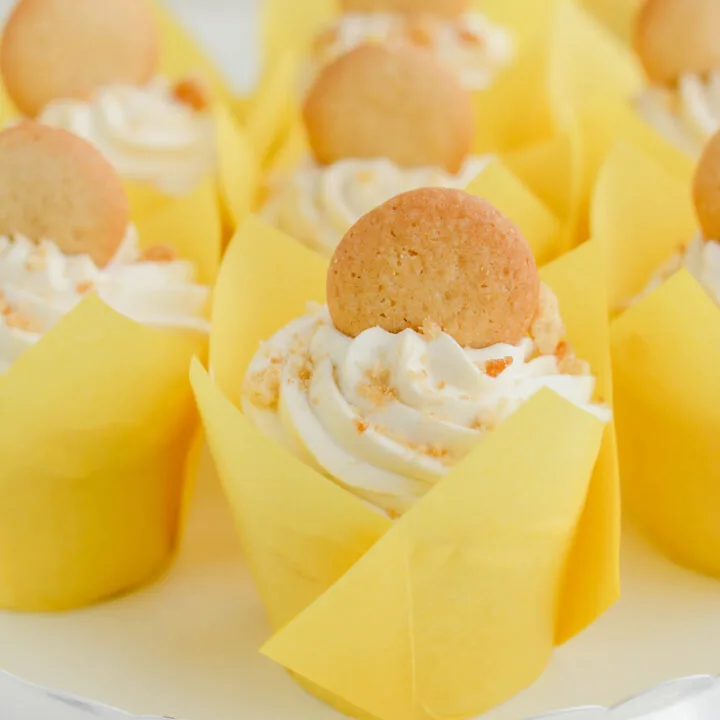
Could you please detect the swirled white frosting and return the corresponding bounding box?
[312,12,514,90]
[636,72,720,158]
[263,156,491,255]
[0,228,210,374]
[38,79,216,196]
[632,235,720,307]
[241,305,610,516]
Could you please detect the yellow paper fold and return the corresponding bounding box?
[193,218,617,719]
[596,140,720,577]
[246,50,301,174]
[261,391,604,720]
[580,0,642,46]
[0,297,205,611]
[466,160,562,266]
[474,0,642,156]
[127,177,221,286]
[591,143,696,312]
[611,272,720,577]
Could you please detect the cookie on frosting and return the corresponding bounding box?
[327,187,539,349]
[1,0,158,117]
[340,0,468,17]
[0,122,129,266]
[303,43,474,174]
[693,130,720,240]
[634,0,720,85]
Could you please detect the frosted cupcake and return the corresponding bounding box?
[0,120,209,611]
[263,43,491,255]
[310,0,513,91]
[631,132,720,308]
[0,0,216,197]
[0,121,209,374]
[246,187,609,516]
[634,0,720,158]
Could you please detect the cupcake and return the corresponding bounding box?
[0,121,209,610]
[0,0,254,234]
[593,140,720,578]
[247,188,609,515]
[634,0,720,158]
[310,0,514,92]
[193,188,618,718]
[262,43,490,255]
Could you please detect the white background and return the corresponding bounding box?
[0,1,719,719]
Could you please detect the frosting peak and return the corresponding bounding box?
[38,79,216,196]
[0,228,210,374]
[242,305,610,516]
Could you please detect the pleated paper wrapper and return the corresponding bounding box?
[592,143,720,579]
[255,0,691,252]
[0,0,257,242]
[0,203,215,612]
[191,172,620,718]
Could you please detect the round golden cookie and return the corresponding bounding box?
[340,0,468,17]
[0,122,129,266]
[327,188,540,349]
[693,130,720,240]
[303,44,474,174]
[634,0,720,85]
[1,0,158,117]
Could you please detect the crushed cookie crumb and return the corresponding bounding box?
[172,77,211,112]
[554,340,590,375]
[406,17,434,46]
[436,379,446,389]
[471,416,490,432]
[416,442,450,461]
[420,319,443,341]
[354,418,369,434]
[297,364,313,389]
[76,280,94,295]
[531,282,566,355]
[243,364,282,409]
[387,508,401,520]
[4,311,42,333]
[357,364,399,407]
[459,27,485,45]
[0,293,11,315]
[141,244,177,263]
[484,356,513,378]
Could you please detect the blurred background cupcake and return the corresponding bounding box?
[309,0,513,92]
[634,0,720,158]
[262,43,491,255]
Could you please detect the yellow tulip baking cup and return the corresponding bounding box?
[0,227,211,612]
[592,143,720,578]
[500,94,694,253]
[191,208,619,718]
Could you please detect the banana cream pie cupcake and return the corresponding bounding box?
[245,187,610,516]
[634,0,720,158]
[0,0,216,196]
[0,122,209,374]
[631,132,720,307]
[263,43,490,255]
[311,0,513,91]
